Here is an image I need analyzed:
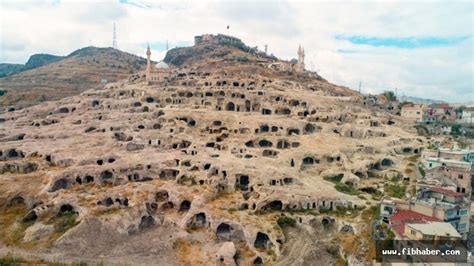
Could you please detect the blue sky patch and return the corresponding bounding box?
[119,0,150,9]
[335,35,470,48]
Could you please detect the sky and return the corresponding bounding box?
[0,0,473,103]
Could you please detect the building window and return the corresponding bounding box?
[458,174,463,179]
[446,209,455,216]
[410,229,417,236]
[458,223,466,231]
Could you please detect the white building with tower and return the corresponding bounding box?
[268,45,306,73]
[145,45,171,83]
[296,44,305,72]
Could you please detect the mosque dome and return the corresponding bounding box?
[155,61,169,69]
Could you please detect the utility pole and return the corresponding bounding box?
[359,81,362,93]
[112,23,117,49]
[264,44,268,54]
[166,40,169,51]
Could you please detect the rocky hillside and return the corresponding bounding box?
[0,47,147,110]
[0,54,64,78]
[164,42,277,67]
[0,39,424,265]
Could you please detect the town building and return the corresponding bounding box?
[379,148,472,261]
[401,104,426,122]
[426,103,456,123]
[414,186,470,237]
[437,147,474,162]
[405,222,462,241]
[381,189,471,239]
[421,147,474,195]
[388,209,441,239]
[461,107,474,124]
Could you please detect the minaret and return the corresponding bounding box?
[146,44,152,82]
[297,45,305,72]
[301,47,305,66]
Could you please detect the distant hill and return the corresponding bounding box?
[0,63,24,78]
[0,54,64,78]
[0,47,147,109]
[24,54,64,71]
[398,95,446,105]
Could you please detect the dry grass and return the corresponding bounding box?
[0,202,80,250]
[91,206,122,217]
[174,238,198,265]
[0,205,32,247]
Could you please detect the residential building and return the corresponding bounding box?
[461,107,474,124]
[424,164,473,194]
[388,209,441,239]
[426,103,456,123]
[438,148,474,162]
[414,186,470,238]
[401,104,426,122]
[405,222,462,241]
[380,185,471,239]
[422,147,474,195]
[386,209,465,263]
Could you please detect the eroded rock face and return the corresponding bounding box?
[0,41,423,265]
[23,222,55,242]
[216,241,236,266]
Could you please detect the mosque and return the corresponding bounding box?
[145,45,171,83]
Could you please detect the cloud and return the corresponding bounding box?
[0,0,472,102]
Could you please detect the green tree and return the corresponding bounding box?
[382,91,397,102]
[455,106,466,116]
[451,123,462,136]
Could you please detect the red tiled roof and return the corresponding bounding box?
[389,210,440,224]
[389,210,441,239]
[429,187,463,197]
[430,103,450,109]
[392,223,406,238]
